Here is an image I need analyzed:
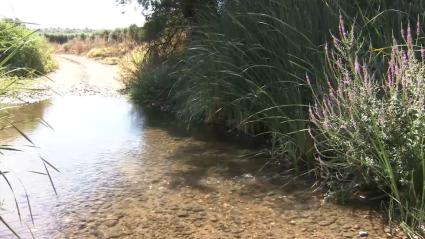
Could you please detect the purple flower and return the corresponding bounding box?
[387,73,393,87]
[407,24,413,46]
[355,59,361,74]
[394,64,401,77]
[421,47,425,61]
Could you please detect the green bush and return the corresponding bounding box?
[119,47,147,86]
[0,20,56,76]
[129,54,179,108]
[310,22,425,237]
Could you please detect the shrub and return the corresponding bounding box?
[119,47,147,86]
[87,47,112,58]
[0,20,56,76]
[310,21,425,237]
[128,54,179,108]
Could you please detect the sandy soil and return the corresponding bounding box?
[0,54,124,104]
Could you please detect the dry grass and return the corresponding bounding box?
[119,46,147,86]
[55,37,139,65]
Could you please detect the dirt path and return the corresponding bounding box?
[0,54,124,104]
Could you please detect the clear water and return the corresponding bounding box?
[0,96,395,239]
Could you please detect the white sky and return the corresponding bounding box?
[0,0,146,29]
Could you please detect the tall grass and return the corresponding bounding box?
[173,1,328,165]
[0,20,58,238]
[0,20,56,77]
[171,0,425,165]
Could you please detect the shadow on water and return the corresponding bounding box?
[140,106,266,148]
[138,106,287,188]
[0,96,392,238]
[139,105,385,215]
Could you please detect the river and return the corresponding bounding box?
[0,95,401,238]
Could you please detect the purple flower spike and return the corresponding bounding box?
[407,23,413,46]
[387,74,393,87]
[421,47,425,61]
[355,59,361,75]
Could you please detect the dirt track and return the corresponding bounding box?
[0,54,124,104]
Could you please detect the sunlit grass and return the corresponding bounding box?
[0,19,58,238]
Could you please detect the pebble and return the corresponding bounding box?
[104,219,119,227]
[318,219,336,226]
[342,232,353,238]
[359,231,369,237]
[177,211,189,218]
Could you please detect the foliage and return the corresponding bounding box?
[127,53,180,108]
[0,20,56,76]
[0,21,58,238]
[119,47,147,86]
[310,22,425,237]
[171,0,342,165]
[45,24,145,44]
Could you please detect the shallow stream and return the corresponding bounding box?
[0,96,399,238]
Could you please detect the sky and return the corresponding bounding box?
[0,0,146,29]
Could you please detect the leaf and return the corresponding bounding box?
[0,216,21,239]
[42,161,57,195]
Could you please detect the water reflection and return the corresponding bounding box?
[0,96,146,238]
[0,96,395,239]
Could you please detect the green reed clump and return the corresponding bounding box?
[172,0,345,165]
[310,21,425,237]
[0,20,56,77]
[128,0,425,166]
[128,52,181,109]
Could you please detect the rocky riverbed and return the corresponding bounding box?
[47,128,403,239]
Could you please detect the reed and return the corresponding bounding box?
[0,19,58,238]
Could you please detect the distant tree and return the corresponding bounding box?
[116,0,220,60]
